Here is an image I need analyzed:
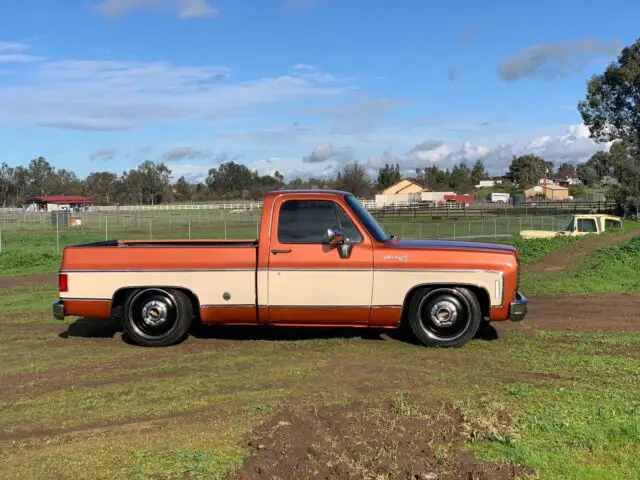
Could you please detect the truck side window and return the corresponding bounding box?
[605,219,621,230]
[278,200,363,244]
[577,218,597,233]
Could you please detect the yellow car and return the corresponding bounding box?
[520,214,622,239]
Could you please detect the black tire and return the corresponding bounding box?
[122,288,193,347]
[407,286,482,348]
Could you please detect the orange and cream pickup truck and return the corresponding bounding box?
[53,189,528,348]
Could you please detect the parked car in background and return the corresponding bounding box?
[519,214,622,239]
[491,192,511,203]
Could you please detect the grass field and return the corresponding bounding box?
[0,220,639,479]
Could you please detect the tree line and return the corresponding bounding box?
[0,147,631,207]
[2,37,640,212]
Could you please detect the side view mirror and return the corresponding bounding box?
[325,227,353,259]
[325,227,345,246]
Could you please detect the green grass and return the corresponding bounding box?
[466,331,640,480]
[1,310,639,479]
[512,236,581,266]
[523,236,640,295]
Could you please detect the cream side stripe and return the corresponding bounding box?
[372,270,503,306]
[267,270,373,306]
[256,269,269,307]
[62,271,255,305]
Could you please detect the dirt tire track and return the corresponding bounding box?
[0,272,56,290]
[229,403,533,480]
[498,295,640,332]
[524,231,640,274]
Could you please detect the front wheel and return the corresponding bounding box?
[123,288,193,347]
[407,287,482,348]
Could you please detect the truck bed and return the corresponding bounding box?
[61,239,258,272]
[72,239,258,248]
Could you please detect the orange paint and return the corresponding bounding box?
[63,299,112,318]
[369,307,403,327]
[200,305,258,325]
[268,307,370,325]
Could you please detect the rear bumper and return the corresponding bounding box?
[509,291,528,322]
[53,300,65,320]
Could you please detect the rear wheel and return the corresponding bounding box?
[123,288,193,347]
[407,287,481,347]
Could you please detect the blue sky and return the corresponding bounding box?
[0,0,636,182]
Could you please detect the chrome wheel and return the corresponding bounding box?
[408,287,481,347]
[141,300,169,327]
[126,289,180,341]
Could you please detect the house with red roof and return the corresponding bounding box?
[23,195,95,212]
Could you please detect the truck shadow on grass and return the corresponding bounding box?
[58,317,499,345]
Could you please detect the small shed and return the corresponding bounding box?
[23,195,95,213]
[523,184,569,201]
[443,194,475,206]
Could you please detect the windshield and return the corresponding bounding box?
[345,195,389,242]
[564,219,574,231]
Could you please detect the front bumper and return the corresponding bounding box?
[509,291,528,322]
[53,300,65,320]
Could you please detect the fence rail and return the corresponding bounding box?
[0,213,576,254]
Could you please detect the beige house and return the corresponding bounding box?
[523,184,570,200]
[381,179,428,195]
[376,179,455,207]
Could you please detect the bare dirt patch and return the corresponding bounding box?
[0,272,56,290]
[498,295,640,332]
[525,231,640,275]
[228,402,532,480]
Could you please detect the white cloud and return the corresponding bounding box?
[302,141,334,163]
[92,0,217,19]
[178,0,217,18]
[0,50,351,131]
[0,41,42,63]
[498,38,623,82]
[408,141,452,163]
[162,146,211,161]
[165,163,210,183]
[90,147,117,161]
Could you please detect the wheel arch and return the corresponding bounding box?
[111,286,201,322]
[399,283,491,327]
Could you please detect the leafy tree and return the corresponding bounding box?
[507,154,549,188]
[84,172,120,205]
[174,176,193,202]
[578,38,640,213]
[470,159,488,185]
[449,163,473,193]
[121,160,171,205]
[607,142,640,213]
[336,162,372,197]
[578,38,640,147]
[554,162,577,181]
[0,163,16,206]
[577,163,599,187]
[376,163,401,191]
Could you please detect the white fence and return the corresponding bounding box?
[0,214,573,254]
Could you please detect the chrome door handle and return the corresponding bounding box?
[271,248,292,254]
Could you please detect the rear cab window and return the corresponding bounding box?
[605,219,621,230]
[577,218,598,233]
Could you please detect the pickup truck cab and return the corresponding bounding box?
[520,214,622,240]
[53,190,527,348]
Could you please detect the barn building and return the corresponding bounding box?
[376,179,454,207]
[523,184,570,201]
[22,195,95,212]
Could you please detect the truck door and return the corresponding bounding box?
[266,196,374,325]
